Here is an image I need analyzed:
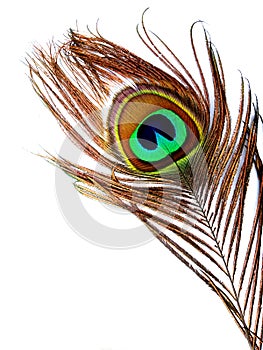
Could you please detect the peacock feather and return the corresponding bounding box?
[28,11,263,350]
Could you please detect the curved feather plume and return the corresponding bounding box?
[27,13,263,350]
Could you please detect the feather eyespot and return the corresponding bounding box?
[108,85,203,173]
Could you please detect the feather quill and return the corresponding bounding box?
[27,13,263,350]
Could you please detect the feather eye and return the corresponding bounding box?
[108,85,203,173]
[28,14,263,350]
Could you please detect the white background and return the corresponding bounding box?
[1,0,262,349]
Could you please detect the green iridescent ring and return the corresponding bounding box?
[129,109,187,162]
